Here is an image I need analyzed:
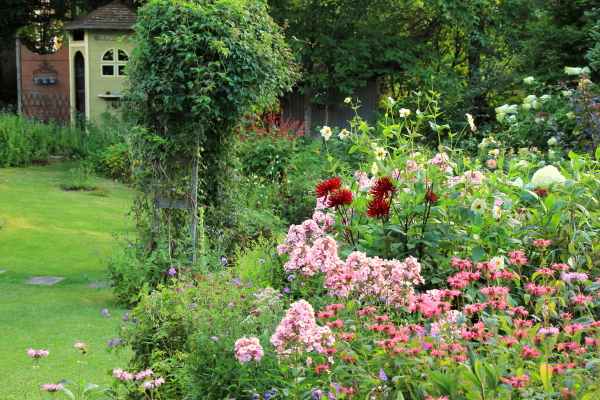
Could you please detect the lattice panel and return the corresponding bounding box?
[22,93,70,122]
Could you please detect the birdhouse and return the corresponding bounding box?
[60,0,136,126]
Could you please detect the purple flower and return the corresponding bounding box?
[287,274,296,282]
[264,394,271,399]
[283,287,291,293]
[259,259,265,264]
[211,336,218,341]
[379,369,388,381]
[246,282,252,287]
[221,258,228,265]
[228,302,234,308]
[271,388,277,393]
[252,394,259,399]
[312,390,323,399]
[132,318,137,323]
[168,267,177,276]
[102,309,110,318]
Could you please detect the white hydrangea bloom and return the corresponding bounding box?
[531,165,566,188]
[495,104,518,114]
[523,76,535,84]
[523,95,537,104]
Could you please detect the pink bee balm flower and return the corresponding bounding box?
[113,368,133,381]
[42,384,64,392]
[27,349,50,358]
[135,368,154,380]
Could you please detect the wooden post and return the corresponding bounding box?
[189,143,199,262]
[16,35,22,114]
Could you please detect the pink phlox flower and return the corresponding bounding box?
[450,257,472,270]
[27,349,50,358]
[551,263,570,271]
[564,323,586,335]
[234,337,264,363]
[508,250,528,266]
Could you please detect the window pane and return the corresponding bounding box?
[118,65,126,75]
[117,50,129,61]
[73,30,84,41]
[102,65,114,76]
[102,49,114,61]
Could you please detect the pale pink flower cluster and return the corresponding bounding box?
[42,384,64,392]
[429,309,464,337]
[355,171,376,190]
[392,153,426,182]
[284,236,341,277]
[113,368,133,381]
[324,252,424,307]
[312,197,336,230]
[270,300,335,356]
[27,348,50,358]
[446,170,485,188]
[142,377,165,389]
[429,152,452,172]
[562,272,589,282]
[278,220,324,255]
[135,368,154,380]
[234,336,264,363]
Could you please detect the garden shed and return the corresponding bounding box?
[60,0,136,126]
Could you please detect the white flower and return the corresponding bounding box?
[416,109,423,118]
[492,206,502,219]
[496,113,506,122]
[523,76,535,84]
[470,198,487,214]
[344,97,351,104]
[562,90,572,97]
[478,138,489,149]
[320,126,332,140]
[488,149,500,156]
[510,177,524,187]
[566,112,574,119]
[547,137,557,146]
[495,104,518,114]
[532,100,541,109]
[466,113,476,131]
[548,149,555,157]
[522,103,532,110]
[540,94,551,102]
[371,142,378,149]
[338,129,348,140]
[399,108,410,117]
[375,147,387,161]
[370,162,378,175]
[565,66,590,75]
[490,256,505,269]
[387,97,396,105]
[514,160,529,169]
[523,95,537,104]
[531,165,566,188]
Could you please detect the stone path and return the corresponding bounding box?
[25,276,65,285]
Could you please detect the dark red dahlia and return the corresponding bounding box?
[425,190,439,202]
[370,176,397,200]
[534,188,549,197]
[316,177,342,199]
[327,189,354,209]
[366,198,391,219]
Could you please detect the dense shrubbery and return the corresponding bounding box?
[101,81,600,399]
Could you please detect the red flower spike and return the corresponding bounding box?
[327,189,354,209]
[370,176,397,200]
[425,190,439,202]
[366,198,391,219]
[316,177,342,199]
[534,188,549,197]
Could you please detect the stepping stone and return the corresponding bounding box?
[0,270,5,274]
[86,281,111,288]
[26,276,65,285]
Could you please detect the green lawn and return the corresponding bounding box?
[0,161,135,399]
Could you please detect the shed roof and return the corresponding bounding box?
[60,0,137,31]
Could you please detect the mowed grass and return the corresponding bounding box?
[0,161,135,399]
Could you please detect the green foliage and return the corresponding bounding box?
[0,110,127,167]
[87,143,132,182]
[124,0,299,200]
[61,167,98,191]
